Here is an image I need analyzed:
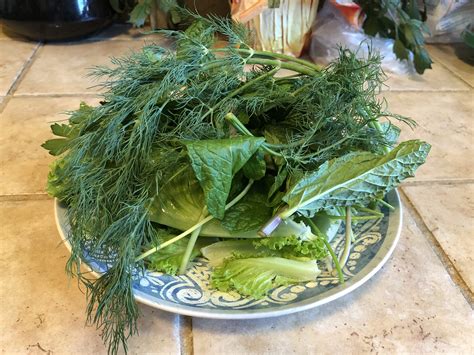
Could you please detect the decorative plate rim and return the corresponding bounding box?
[54,189,402,319]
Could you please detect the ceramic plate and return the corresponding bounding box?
[54,189,402,319]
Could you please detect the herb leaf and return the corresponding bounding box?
[185,137,265,218]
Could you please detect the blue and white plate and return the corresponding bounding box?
[54,190,402,319]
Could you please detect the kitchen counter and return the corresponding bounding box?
[0,24,472,354]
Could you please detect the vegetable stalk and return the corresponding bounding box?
[303,217,344,283]
[178,208,207,274]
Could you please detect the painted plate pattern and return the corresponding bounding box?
[54,189,402,319]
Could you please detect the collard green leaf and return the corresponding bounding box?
[185,136,265,219]
[281,140,430,218]
[212,257,320,299]
[380,122,401,148]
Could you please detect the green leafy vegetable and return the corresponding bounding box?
[212,257,321,299]
[242,150,267,180]
[220,185,273,233]
[186,137,265,219]
[281,140,430,218]
[146,232,213,275]
[201,240,261,266]
[254,236,327,260]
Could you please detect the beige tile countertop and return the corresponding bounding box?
[1,24,473,354]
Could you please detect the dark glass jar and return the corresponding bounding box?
[0,0,114,41]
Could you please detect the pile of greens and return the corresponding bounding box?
[43,13,430,355]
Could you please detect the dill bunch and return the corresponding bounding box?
[43,12,414,355]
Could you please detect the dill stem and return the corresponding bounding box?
[303,216,344,283]
[246,58,316,76]
[225,113,284,158]
[299,135,351,162]
[211,48,322,72]
[135,180,255,262]
[200,66,280,123]
[178,207,207,274]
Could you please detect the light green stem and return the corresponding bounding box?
[200,66,280,123]
[369,120,390,154]
[339,207,353,266]
[377,198,395,210]
[303,216,344,283]
[178,208,207,274]
[135,180,254,262]
[225,113,284,158]
[212,48,322,72]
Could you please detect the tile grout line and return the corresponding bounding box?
[399,189,473,307]
[13,93,101,98]
[178,315,194,355]
[0,41,43,113]
[402,178,474,186]
[6,41,43,96]
[430,52,474,89]
[0,193,51,202]
[382,88,472,93]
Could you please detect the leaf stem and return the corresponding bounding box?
[225,113,285,158]
[377,198,395,210]
[303,216,344,283]
[211,48,322,73]
[178,207,207,274]
[339,207,353,266]
[135,179,255,262]
[200,66,280,123]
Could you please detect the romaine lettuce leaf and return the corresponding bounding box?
[146,231,214,275]
[212,257,321,299]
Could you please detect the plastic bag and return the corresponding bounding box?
[424,0,474,43]
[310,0,415,75]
